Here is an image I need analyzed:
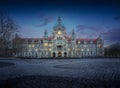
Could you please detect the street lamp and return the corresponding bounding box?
[107,46,109,57]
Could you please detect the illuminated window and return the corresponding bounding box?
[78,41,81,44]
[49,44,52,47]
[87,49,89,51]
[32,44,35,48]
[35,49,38,52]
[84,45,87,47]
[68,48,70,51]
[44,43,48,46]
[29,49,31,52]
[98,44,102,48]
[29,44,31,47]
[49,48,51,51]
[81,49,83,51]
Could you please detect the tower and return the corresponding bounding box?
[70,29,76,57]
[43,29,49,57]
[44,29,48,39]
[57,16,62,24]
[97,35,104,56]
[71,29,76,40]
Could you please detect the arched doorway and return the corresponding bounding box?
[64,52,67,57]
[58,52,62,57]
[53,52,56,57]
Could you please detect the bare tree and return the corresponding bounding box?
[105,43,120,57]
[0,12,18,56]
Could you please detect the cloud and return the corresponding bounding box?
[114,16,120,21]
[76,25,89,30]
[75,24,107,38]
[76,24,107,32]
[101,28,120,42]
[75,24,120,45]
[36,14,53,27]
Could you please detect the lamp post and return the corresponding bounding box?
[107,46,109,57]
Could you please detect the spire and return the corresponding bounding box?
[44,29,48,38]
[53,16,65,31]
[15,33,18,38]
[57,16,62,24]
[71,29,75,40]
[15,33,19,38]
[97,34,102,40]
[99,35,102,38]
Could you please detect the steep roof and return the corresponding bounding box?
[64,36,71,41]
[76,38,97,41]
[47,36,53,41]
[76,38,97,44]
[21,38,43,40]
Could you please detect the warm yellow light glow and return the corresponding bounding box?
[44,43,48,46]
[98,44,101,48]
[49,44,52,47]
[68,48,70,51]
[32,44,35,48]
[58,31,62,35]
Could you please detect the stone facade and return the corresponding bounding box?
[13,17,104,58]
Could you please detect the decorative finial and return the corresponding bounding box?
[44,29,48,37]
[57,16,61,23]
[98,34,102,39]
[71,29,75,40]
[72,29,75,35]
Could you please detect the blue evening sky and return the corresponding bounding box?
[0,0,120,45]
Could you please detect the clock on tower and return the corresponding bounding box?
[58,31,62,35]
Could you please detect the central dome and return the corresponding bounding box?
[53,16,66,31]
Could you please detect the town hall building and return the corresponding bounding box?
[13,17,104,58]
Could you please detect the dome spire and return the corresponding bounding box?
[44,29,48,38]
[57,16,62,23]
[71,29,76,40]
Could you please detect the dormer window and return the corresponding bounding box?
[90,41,93,44]
[78,41,81,44]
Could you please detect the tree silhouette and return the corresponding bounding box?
[105,43,120,57]
[0,12,18,56]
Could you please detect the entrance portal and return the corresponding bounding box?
[58,52,62,57]
[64,52,67,57]
[53,52,56,57]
